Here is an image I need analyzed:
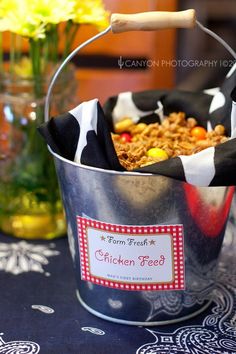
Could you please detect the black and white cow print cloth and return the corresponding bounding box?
[38,63,236,187]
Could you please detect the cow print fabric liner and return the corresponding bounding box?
[38,63,236,187]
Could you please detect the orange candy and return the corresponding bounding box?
[190,126,207,140]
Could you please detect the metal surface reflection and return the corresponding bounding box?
[52,150,234,325]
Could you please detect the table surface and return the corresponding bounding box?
[0,222,236,354]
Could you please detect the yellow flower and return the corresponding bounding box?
[30,0,75,25]
[73,0,110,30]
[0,0,109,38]
[0,0,45,38]
[0,0,76,38]
[13,57,33,78]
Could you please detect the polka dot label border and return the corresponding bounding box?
[77,216,185,291]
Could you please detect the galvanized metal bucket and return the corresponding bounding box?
[49,149,234,325]
[44,10,236,325]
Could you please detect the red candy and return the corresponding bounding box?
[120,133,132,143]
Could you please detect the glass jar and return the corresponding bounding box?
[0,66,77,239]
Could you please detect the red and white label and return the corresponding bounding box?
[77,216,185,291]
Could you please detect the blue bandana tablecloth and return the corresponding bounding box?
[0,209,236,354]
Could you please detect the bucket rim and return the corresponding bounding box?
[48,145,153,177]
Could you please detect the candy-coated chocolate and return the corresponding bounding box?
[146,148,168,160]
[114,118,133,133]
[120,133,132,143]
[191,126,207,140]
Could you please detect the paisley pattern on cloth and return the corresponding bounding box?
[0,241,59,275]
[31,305,55,314]
[0,202,236,353]
[0,333,40,353]
[135,201,236,354]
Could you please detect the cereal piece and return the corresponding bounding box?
[111,133,121,142]
[195,140,211,148]
[130,123,147,134]
[187,118,197,128]
[220,136,228,143]
[214,124,225,135]
[162,119,170,129]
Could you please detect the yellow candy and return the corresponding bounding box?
[114,118,133,133]
[146,148,169,161]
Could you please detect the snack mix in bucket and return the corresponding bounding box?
[39,10,236,325]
